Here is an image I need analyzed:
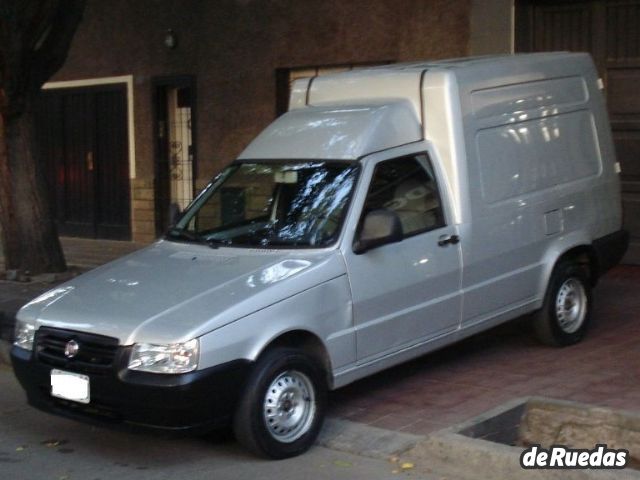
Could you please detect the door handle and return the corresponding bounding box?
[438,234,460,246]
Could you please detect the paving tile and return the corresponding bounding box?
[368,413,422,431]
[410,407,471,425]
[328,265,640,432]
[339,408,395,425]
[399,418,448,436]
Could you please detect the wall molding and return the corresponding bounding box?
[43,75,137,179]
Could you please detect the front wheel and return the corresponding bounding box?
[533,261,592,346]
[233,347,327,459]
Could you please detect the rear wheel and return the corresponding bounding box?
[533,261,592,346]
[233,347,326,459]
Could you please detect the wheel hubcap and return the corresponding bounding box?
[263,370,316,443]
[555,278,587,334]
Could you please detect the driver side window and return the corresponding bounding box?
[362,154,445,238]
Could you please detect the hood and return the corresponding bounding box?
[19,241,346,345]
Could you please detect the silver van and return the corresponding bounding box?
[12,53,628,458]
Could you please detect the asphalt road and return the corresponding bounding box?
[0,365,420,480]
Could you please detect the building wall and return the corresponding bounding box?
[470,0,513,55]
[51,0,472,242]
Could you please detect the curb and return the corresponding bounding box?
[317,417,424,460]
[404,398,640,480]
[408,431,640,480]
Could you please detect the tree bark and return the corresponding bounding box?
[0,112,21,265]
[0,93,65,273]
[0,0,86,274]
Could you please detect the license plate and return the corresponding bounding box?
[50,369,90,404]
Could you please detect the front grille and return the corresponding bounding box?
[36,327,119,375]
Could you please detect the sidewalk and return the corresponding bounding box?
[0,236,145,272]
[328,265,640,435]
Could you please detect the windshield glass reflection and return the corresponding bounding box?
[169,161,359,248]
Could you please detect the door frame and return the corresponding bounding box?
[43,75,137,180]
[39,76,134,240]
[151,75,198,235]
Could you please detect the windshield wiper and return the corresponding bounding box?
[206,238,230,249]
[166,228,207,244]
[167,228,229,249]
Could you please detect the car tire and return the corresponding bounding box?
[233,347,327,459]
[533,261,592,347]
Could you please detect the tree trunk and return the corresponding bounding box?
[0,114,21,266]
[0,94,66,273]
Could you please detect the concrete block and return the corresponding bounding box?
[131,219,154,234]
[132,234,156,244]
[132,209,155,222]
[317,417,423,460]
[132,199,154,211]
[405,397,640,480]
[132,188,154,201]
[131,178,154,189]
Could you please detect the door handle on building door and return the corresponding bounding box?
[86,151,94,172]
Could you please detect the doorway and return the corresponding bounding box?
[153,76,196,235]
[35,84,131,240]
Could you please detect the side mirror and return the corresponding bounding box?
[353,209,403,254]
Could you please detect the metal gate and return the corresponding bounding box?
[35,84,131,240]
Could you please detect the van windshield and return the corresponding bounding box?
[168,161,359,248]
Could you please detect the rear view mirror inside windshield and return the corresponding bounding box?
[274,170,298,184]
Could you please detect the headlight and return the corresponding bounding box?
[128,338,199,374]
[14,320,36,351]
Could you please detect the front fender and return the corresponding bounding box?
[197,275,354,375]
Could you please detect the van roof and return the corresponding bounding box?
[359,51,579,72]
[238,100,422,160]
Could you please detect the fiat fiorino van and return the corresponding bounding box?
[12,53,628,458]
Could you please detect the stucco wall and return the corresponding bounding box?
[51,0,471,241]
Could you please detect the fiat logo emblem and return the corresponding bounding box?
[64,340,79,358]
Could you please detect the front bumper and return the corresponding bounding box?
[11,344,252,434]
